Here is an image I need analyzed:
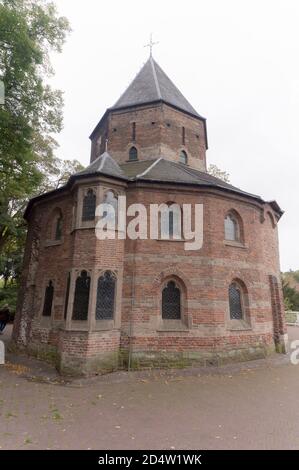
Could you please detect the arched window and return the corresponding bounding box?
[42,280,54,317]
[228,282,244,320]
[64,272,71,320]
[161,203,182,239]
[179,150,188,164]
[162,280,181,319]
[55,215,63,240]
[72,271,91,320]
[129,146,138,161]
[224,212,240,241]
[96,271,116,320]
[82,189,96,222]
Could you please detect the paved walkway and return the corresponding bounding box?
[0,325,299,450]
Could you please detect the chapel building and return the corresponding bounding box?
[13,56,288,375]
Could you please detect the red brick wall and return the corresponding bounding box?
[13,175,284,373]
[90,104,206,171]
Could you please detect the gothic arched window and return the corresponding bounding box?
[224,212,240,242]
[179,150,188,165]
[72,271,91,320]
[129,146,138,161]
[96,271,116,320]
[162,280,181,320]
[82,189,96,222]
[229,282,244,320]
[55,215,63,240]
[161,203,182,239]
[64,272,71,320]
[42,280,54,317]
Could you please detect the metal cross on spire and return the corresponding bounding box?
[144,33,159,57]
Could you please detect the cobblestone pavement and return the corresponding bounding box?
[0,325,299,450]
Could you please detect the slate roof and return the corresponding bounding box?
[111,57,204,119]
[24,154,283,219]
[77,151,126,179]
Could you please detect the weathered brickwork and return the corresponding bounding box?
[90,103,206,171]
[12,59,286,375]
[12,175,286,375]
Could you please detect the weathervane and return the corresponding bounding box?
[144,33,159,57]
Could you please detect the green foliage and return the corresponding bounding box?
[0,283,18,313]
[0,0,71,253]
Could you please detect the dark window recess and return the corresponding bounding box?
[229,284,243,320]
[72,271,91,320]
[151,121,156,125]
[129,146,138,161]
[166,122,171,127]
[55,216,63,240]
[132,122,136,141]
[182,126,186,145]
[64,273,71,320]
[96,271,116,320]
[42,280,54,317]
[179,150,188,165]
[82,189,96,221]
[162,281,181,320]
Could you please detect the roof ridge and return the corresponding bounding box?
[136,158,161,178]
[150,57,162,100]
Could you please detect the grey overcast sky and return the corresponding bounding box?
[50,0,299,272]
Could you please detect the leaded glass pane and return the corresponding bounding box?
[42,280,54,317]
[162,281,181,319]
[72,271,90,320]
[82,190,96,221]
[229,284,243,320]
[225,215,238,241]
[96,271,116,320]
[55,216,63,240]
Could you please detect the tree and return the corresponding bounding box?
[208,164,230,183]
[0,0,71,253]
[282,275,299,311]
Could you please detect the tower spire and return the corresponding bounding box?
[144,33,159,57]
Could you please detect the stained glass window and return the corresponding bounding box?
[96,271,116,320]
[162,281,181,320]
[72,271,90,320]
[82,189,96,221]
[42,280,54,317]
[229,283,243,320]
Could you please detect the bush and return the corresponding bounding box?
[0,284,18,319]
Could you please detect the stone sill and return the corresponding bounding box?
[224,240,247,249]
[44,238,64,248]
[157,328,190,332]
[227,320,252,331]
[157,320,190,332]
[156,238,186,243]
